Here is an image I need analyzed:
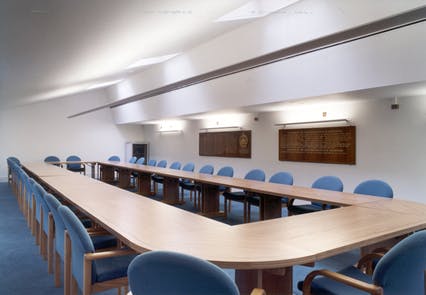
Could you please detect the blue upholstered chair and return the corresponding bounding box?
[181,164,214,207]
[288,176,343,215]
[135,157,145,165]
[178,162,196,201]
[156,159,167,168]
[128,251,242,295]
[247,171,294,222]
[44,155,61,166]
[223,169,266,223]
[299,230,426,295]
[57,205,136,294]
[7,156,20,184]
[107,155,120,162]
[32,181,51,263]
[217,166,234,195]
[354,179,393,198]
[151,160,172,195]
[131,157,146,185]
[66,155,86,175]
[147,159,157,166]
[45,194,117,287]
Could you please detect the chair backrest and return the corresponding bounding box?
[58,205,96,290]
[44,193,66,258]
[129,156,137,164]
[311,176,343,207]
[244,169,266,182]
[147,159,157,166]
[108,155,120,161]
[157,160,167,168]
[169,161,181,170]
[217,166,234,178]
[128,251,240,295]
[199,164,214,175]
[7,156,20,165]
[44,155,60,163]
[269,172,293,185]
[136,157,145,165]
[32,181,50,233]
[182,162,195,172]
[66,155,82,170]
[373,230,426,294]
[353,179,393,198]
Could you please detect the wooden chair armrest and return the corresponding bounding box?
[357,252,385,271]
[302,269,383,295]
[250,287,266,295]
[87,229,111,236]
[85,249,137,261]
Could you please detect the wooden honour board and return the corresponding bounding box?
[199,131,251,158]
[279,126,355,164]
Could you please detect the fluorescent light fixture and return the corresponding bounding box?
[215,0,300,22]
[158,120,183,132]
[127,53,180,70]
[87,79,122,90]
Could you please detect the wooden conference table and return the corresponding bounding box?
[23,162,426,295]
[97,161,380,220]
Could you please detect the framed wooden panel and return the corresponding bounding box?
[199,131,251,158]
[279,126,355,164]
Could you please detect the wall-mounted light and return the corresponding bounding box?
[275,119,351,128]
[158,120,183,134]
[199,126,242,132]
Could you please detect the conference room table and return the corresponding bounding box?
[23,162,426,295]
[97,161,380,219]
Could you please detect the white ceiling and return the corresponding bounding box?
[1,0,425,112]
[0,0,250,108]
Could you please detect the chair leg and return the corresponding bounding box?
[54,252,61,287]
[64,231,72,295]
[224,198,228,219]
[71,276,79,295]
[197,190,202,211]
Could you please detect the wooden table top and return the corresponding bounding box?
[98,161,378,206]
[23,162,426,270]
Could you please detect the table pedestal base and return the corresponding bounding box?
[236,267,293,295]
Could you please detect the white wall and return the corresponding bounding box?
[143,96,426,203]
[0,90,143,179]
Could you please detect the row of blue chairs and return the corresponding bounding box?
[224,168,393,223]
[7,157,265,295]
[44,155,86,175]
[111,156,395,224]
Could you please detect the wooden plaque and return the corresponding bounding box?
[279,126,355,164]
[199,131,251,158]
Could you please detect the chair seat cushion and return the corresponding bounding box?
[151,175,164,183]
[223,191,247,201]
[288,204,323,215]
[246,196,260,206]
[298,266,373,295]
[94,254,137,283]
[180,181,195,190]
[91,235,117,250]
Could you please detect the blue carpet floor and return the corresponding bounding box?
[0,181,359,294]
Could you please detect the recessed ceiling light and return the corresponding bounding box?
[215,0,300,22]
[87,79,122,90]
[126,53,180,70]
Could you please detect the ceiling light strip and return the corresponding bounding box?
[68,6,426,118]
